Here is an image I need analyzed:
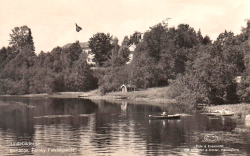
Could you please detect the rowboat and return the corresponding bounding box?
[207,112,234,116]
[113,95,127,100]
[149,114,181,120]
[78,95,89,98]
[202,110,234,116]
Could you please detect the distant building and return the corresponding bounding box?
[81,45,95,65]
[235,76,250,83]
[63,42,95,65]
[235,76,242,83]
[63,42,134,65]
[126,51,134,64]
[126,46,135,64]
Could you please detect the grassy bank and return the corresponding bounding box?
[79,87,176,104]
[1,87,175,105]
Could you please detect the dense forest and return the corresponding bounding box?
[1,21,250,107]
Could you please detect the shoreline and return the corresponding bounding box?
[1,87,250,113]
[0,87,176,105]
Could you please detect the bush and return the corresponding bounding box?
[237,76,250,102]
[98,66,130,94]
[168,73,209,108]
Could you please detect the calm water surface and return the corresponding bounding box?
[0,97,249,156]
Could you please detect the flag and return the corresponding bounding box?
[76,23,82,32]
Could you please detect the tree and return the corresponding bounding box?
[28,67,55,94]
[237,37,250,102]
[63,53,97,91]
[116,46,130,66]
[98,66,130,94]
[107,37,120,67]
[0,45,36,94]
[121,36,131,47]
[202,35,212,45]
[169,44,240,107]
[0,47,8,70]
[214,31,245,73]
[119,37,131,63]
[142,23,167,61]
[111,37,120,55]
[174,24,200,48]
[241,20,250,40]
[105,37,131,67]
[129,52,159,88]
[88,33,113,66]
[129,31,142,46]
[9,26,35,52]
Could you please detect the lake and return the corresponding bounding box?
[0,97,249,156]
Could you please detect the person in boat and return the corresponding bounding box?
[162,111,168,116]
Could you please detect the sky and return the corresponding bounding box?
[0,0,250,54]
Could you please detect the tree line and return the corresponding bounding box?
[94,21,250,107]
[0,26,97,94]
[1,22,250,107]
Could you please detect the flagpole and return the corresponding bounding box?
[75,30,78,42]
[74,23,76,42]
[75,30,76,42]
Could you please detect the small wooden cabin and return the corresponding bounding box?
[121,84,137,92]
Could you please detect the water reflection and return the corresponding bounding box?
[121,102,127,112]
[0,97,249,156]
